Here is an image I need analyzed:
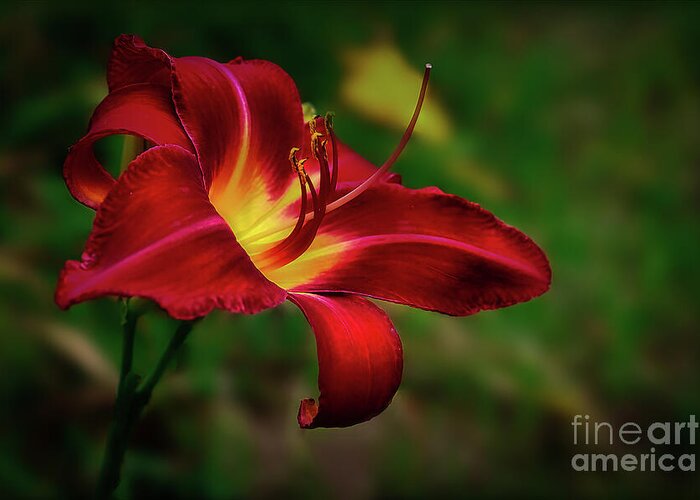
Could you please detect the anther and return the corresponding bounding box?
[324,112,334,130]
[289,147,300,170]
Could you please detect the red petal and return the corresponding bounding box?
[56,145,286,319]
[107,36,394,189]
[64,83,192,209]
[272,183,551,316]
[173,57,303,195]
[107,34,171,91]
[107,35,305,233]
[288,293,403,428]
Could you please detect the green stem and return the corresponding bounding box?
[118,299,137,387]
[95,302,196,499]
[138,320,196,399]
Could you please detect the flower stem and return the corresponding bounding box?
[118,299,138,386]
[95,300,196,499]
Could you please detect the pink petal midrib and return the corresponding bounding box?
[327,232,546,279]
[70,216,229,295]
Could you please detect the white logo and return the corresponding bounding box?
[570,414,697,472]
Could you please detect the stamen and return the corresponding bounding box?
[246,65,431,271]
[305,173,322,217]
[309,116,332,211]
[283,152,309,243]
[288,147,303,179]
[237,118,330,247]
[240,64,432,251]
[283,175,308,241]
[252,148,309,256]
[325,63,431,212]
[231,148,306,241]
[325,112,339,195]
[258,172,322,270]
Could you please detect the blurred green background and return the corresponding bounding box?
[1,1,699,498]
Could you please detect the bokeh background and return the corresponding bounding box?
[1,1,699,498]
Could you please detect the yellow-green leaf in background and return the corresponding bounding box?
[341,40,452,144]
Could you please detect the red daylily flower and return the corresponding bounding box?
[56,35,551,429]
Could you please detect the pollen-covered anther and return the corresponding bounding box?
[324,112,334,130]
[289,146,308,180]
[289,146,300,167]
[315,141,329,163]
[310,132,325,157]
[309,115,328,158]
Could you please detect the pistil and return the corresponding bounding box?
[325,63,431,213]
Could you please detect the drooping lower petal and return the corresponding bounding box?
[288,292,403,429]
[56,145,286,319]
[64,83,193,209]
[270,183,551,316]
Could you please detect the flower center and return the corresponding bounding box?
[241,63,432,275]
